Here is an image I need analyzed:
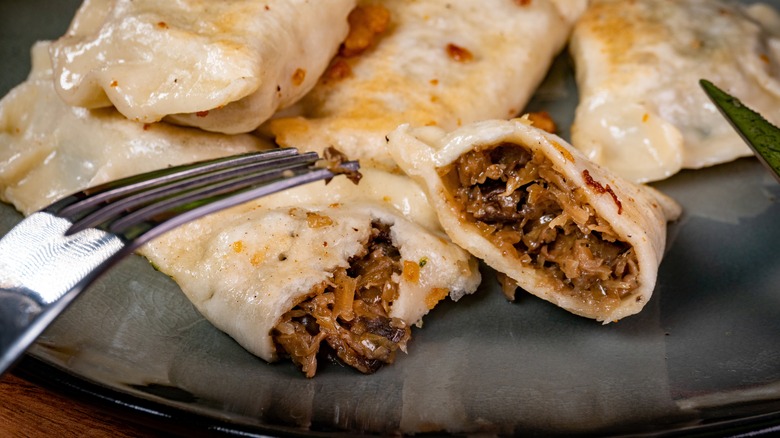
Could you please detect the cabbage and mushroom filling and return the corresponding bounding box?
[272,221,410,377]
[439,143,640,311]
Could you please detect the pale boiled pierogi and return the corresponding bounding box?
[570,0,780,183]
[0,42,480,377]
[267,0,588,171]
[388,118,682,322]
[0,42,268,214]
[49,0,356,134]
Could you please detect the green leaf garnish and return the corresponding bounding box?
[700,79,780,183]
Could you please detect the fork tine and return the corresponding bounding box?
[65,151,321,234]
[53,146,359,248]
[113,162,357,250]
[47,148,302,218]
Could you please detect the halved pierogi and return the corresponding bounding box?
[140,174,481,377]
[388,118,681,322]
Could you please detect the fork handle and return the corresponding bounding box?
[0,213,125,375]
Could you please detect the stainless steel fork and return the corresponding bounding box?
[0,148,359,375]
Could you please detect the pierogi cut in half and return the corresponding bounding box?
[569,0,780,183]
[266,0,588,171]
[139,171,481,377]
[49,0,356,134]
[388,118,682,322]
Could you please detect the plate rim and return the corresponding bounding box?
[13,354,780,437]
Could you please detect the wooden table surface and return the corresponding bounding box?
[0,372,163,437]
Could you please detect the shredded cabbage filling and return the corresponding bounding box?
[441,143,640,311]
[272,221,410,377]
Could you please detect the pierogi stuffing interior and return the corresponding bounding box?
[440,143,638,313]
[273,220,410,378]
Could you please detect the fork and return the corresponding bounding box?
[0,148,359,376]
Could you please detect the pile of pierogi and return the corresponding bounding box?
[1,0,778,377]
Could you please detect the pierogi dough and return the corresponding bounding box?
[0,42,268,215]
[388,118,682,322]
[570,0,780,183]
[49,0,356,134]
[267,0,588,171]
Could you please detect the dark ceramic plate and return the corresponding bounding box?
[2,1,780,436]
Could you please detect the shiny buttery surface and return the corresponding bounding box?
[569,0,780,183]
[1,1,780,436]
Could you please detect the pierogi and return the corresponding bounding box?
[49,0,356,134]
[388,118,682,322]
[266,0,588,171]
[570,0,780,183]
[139,173,481,377]
[0,42,268,215]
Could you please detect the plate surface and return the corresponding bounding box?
[2,1,780,436]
